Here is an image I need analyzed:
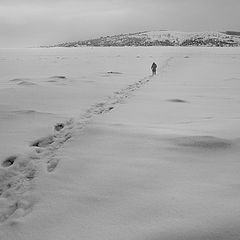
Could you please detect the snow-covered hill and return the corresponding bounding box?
[51,30,240,47]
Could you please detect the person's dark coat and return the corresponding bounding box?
[151,62,157,74]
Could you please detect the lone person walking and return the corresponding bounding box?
[151,62,157,75]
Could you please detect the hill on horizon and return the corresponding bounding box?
[48,30,240,48]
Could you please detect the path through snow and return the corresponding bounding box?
[0,57,173,223]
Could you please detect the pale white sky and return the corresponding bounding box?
[0,0,239,47]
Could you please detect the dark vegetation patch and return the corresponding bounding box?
[225,31,240,36]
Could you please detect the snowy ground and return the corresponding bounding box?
[0,47,240,240]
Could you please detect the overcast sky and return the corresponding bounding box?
[0,0,239,47]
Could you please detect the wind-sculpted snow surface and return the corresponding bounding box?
[0,57,173,223]
[1,47,240,240]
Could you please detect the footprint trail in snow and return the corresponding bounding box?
[0,57,173,223]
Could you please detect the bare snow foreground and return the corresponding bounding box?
[0,47,240,240]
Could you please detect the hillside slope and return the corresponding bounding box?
[51,30,240,47]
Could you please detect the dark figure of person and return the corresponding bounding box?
[151,62,157,75]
